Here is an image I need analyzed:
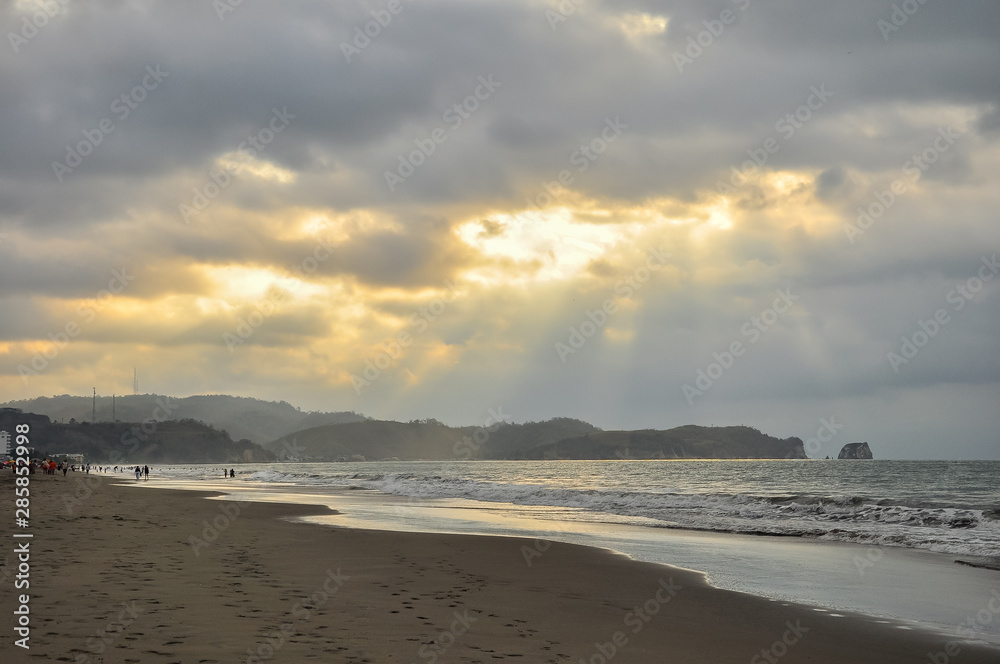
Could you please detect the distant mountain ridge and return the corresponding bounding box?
[1,394,366,445]
[526,425,807,460]
[264,420,806,461]
[0,408,274,464]
[5,394,809,462]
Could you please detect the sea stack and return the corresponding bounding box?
[838,442,873,459]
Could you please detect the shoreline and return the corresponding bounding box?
[141,474,1000,644]
[2,473,999,663]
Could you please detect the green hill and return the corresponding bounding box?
[0,408,274,464]
[523,425,807,459]
[270,419,467,461]
[1,394,365,445]
[265,417,601,461]
[264,419,805,461]
[5,394,808,462]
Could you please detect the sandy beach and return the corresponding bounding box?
[2,471,998,663]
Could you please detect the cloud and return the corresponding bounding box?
[1,0,998,458]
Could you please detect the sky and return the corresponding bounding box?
[1,0,998,459]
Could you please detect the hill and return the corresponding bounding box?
[1,394,366,444]
[0,408,275,464]
[264,419,805,461]
[523,425,807,459]
[265,417,601,461]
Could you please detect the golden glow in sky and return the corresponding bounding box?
[3,0,999,458]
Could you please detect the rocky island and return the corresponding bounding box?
[838,442,874,459]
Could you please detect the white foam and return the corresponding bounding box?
[156,463,1000,558]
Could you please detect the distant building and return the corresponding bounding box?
[53,453,85,465]
[0,430,10,457]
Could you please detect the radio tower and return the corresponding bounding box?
[133,368,138,395]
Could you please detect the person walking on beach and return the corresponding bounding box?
[143,465,149,479]
[229,468,235,478]
[134,466,141,480]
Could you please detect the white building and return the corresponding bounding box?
[0,430,10,457]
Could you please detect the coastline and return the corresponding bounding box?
[144,473,1000,643]
[2,472,999,663]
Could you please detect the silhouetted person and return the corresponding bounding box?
[229,468,235,478]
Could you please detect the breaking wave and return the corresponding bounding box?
[230,468,1000,557]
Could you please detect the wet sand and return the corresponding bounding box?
[1,471,998,663]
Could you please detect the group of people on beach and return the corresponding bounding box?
[3,461,244,481]
[26,461,100,476]
[4,461,151,477]
[111,465,149,476]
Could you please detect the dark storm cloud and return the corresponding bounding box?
[1,0,998,457]
[3,0,996,213]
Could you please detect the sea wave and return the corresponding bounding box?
[162,465,1000,557]
[315,471,1000,556]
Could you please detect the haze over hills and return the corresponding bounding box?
[265,417,603,461]
[0,408,275,464]
[5,393,810,461]
[1,394,366,445]
[526,425,808,460]
[264,420,807,461]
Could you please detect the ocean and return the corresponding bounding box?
[149,459,1000,643]
[158,459,1000,557]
